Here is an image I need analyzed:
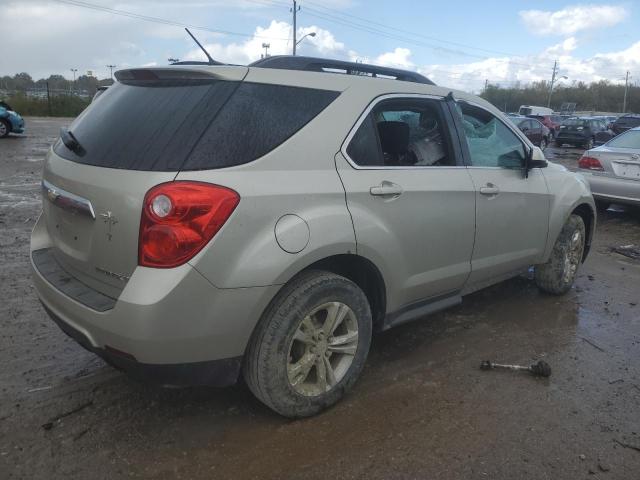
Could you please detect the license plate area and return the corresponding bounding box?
[612,162,640,179]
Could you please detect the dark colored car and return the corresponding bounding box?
[555,117,615,149]
[611,114,640,135]
[511,116,550,149]
[527,114,563,139]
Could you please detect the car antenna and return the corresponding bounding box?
[184,27,223,65]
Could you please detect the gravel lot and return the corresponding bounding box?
[1,117,640,479]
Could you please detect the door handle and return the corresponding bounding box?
[370,181,403,197]
[479,184,500,196]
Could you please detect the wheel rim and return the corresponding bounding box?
[540,139,547,150]
[287,302,358,397]
[0,122,7,136]
[563,230,583,284]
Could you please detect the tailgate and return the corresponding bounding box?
[41,151,176,297]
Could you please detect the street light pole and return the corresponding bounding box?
[547,60,558,108]
[623,70,631,113]
[106,64,116,80]
[70,68,78,92]
[262,43,270,58]
[295,32,316,49]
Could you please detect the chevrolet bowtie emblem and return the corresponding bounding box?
[100,211,118,241]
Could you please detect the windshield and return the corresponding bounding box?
[518,107,532,115]
[606,130,640,149]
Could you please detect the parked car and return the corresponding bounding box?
[578,126,640,209]
[31,57,596,418]
[510,116,551,149]
[611,114,640,135]
[556,117,615,148]
[526,114,563,140]
[0,101,25,138]
[518,105,553,116]
[92,86,109,102]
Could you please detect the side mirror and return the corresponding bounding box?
[524,146,547,178]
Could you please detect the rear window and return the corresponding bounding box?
[54,79,339,171]
[606,130,640,149]
[562,119,588,127]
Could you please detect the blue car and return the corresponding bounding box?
[0,101,25,137]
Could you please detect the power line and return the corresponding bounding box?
[52,0,289,40]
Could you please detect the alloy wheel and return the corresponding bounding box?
[287,302,359,397]
[562,230,583,284]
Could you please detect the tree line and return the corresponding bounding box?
[480,80,638,114]
[1,72,638,117]
[0,73,113,117]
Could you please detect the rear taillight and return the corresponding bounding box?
[139,182,239,268]
[578,156,604,171]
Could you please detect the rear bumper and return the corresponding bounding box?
[42,302,242,387]
[30,216,280,385]
[579,171,640,206]
[556,134,588,145]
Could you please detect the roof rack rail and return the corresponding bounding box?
[249,55,435,85]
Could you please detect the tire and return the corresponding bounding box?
[535,214,586,295]
[243,270,372,418]
[0,119,10,138]
[584,137,594,150]
[539,138,547,150]
[554,140,563,148]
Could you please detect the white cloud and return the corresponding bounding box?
[375,48,414,69]
[519,4,627,36]
[184,21,349,64]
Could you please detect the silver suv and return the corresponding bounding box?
[31,57,595,417]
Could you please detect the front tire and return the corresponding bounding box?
[243,270,372,418]
[535,214,586,295]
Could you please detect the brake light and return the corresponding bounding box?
[139,182,239,268]
[578,156,604,171]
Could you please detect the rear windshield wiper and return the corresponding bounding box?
[60,128,86,157]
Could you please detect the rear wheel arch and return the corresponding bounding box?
[302,254,387,331]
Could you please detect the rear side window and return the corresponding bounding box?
[346,98,454,167]
[54,80,339,171]
[184,83,339,170]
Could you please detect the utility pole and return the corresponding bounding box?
[261,43,270,58]
[623,70,630,113]
[291,0,300,55]
[484,79,488,93]
[547,60,558,108]
[106,64,116,80]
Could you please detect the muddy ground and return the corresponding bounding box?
[1,117,639,480]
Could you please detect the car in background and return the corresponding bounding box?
[578,126,640,209]
[518,105,553,116]
[92,86,109,103]
[527,114,563,140]
[510,116,551,149]
[556,117,614,149]
[0,101,25,138]
[611,114,640,135]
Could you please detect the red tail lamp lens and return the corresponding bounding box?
[139,182,239,268]
[578,156,604,171]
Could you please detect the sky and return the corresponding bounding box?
[2,0,639,92]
